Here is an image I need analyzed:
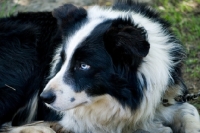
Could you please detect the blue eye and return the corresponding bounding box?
[80,63,90,70]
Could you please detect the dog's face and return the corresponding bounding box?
[40,4,150,111]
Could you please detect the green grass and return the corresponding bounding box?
[153,0,200,110]
[0,1,6,17]
[0,0,17,18]
[153,0,200,80]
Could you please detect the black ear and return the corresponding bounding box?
[52,4,87,30]
[104,18,150,67]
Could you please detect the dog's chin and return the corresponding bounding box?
[45,101,88,111]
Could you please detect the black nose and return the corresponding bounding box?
[40,91,56,104]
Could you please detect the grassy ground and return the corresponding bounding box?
[0,0,200,110]
[153,0,200,111]
[0,1,17,17]
[154,0,200,80]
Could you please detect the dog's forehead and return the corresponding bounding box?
[56,6,134,75]
[62,8,121,65]
[65,7,126,45]
[63,19,103,65]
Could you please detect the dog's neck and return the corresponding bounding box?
[58,94,141,133]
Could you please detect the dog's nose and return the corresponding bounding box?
[40,91,56,104]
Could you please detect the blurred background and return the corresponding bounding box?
[0,0,200,111]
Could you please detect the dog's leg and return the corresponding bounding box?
[156,103,200,133]
[173,103,200,133]
[1,122,72,133]
[7,126,55,133]
[140,120,172,133]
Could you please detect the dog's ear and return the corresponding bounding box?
[104,18,150,68]
[52,4,87,31]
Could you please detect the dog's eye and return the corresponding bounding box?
[80,63,90,70]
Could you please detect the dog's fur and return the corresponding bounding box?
[0,12,62,126]
[0,1,200,133]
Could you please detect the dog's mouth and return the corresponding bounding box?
[41,87,90,111]
[72,101,88,109]
[45,100,88,111]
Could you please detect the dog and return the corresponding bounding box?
[0,0,200,133]
[40,1,200,133]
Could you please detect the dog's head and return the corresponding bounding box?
[40,4,150,111]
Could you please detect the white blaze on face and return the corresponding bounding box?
[44,69,91,111]
[44,75,89,111]
[43,18,105,111]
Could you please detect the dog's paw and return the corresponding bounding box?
[150,126,172,133]
[8,126,56,133]
[185,129,200,133]
[160,127,173,133]
[184,127,200,133]
[133,129,150,133]
[182,121,200,133]
[49,122,73,133]
[148,124,172,133]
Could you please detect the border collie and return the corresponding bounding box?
[40,1,200,133]
[0,1,200,133]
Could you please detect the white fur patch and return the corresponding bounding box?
[44,74,90,111]
[62,18,105,72]
[49,46,62,78]
[60,94,135,133]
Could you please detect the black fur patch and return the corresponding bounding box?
[52,4,87,37]
[0,12,62,126]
